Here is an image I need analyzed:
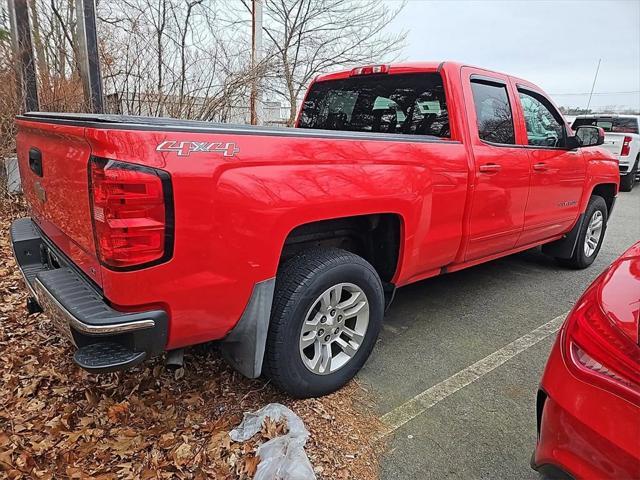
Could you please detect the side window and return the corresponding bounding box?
[518,90,566,147]
[470,80,515,145]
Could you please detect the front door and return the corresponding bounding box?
[513,87,586,246]
[461,67,531,261]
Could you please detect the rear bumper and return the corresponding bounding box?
[532,336,640,479]
[618,157,637,175]
[10,217,168,372]
[533,393,640,480]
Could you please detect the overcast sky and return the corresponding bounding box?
[385,0,640,110]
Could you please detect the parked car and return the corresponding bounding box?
[10,62,619,397]
[532,241,640,479]
[572,115,640,191]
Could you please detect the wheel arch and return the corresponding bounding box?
[543,193,608,262]
[589,183,617,215]
[279,213,404,288]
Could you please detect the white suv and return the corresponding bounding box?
[572,115,640,191]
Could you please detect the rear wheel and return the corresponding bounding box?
[264,248,384,398]
[557,195,607,269]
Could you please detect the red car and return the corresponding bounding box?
[11,62,619,398]
[532,242,640,479]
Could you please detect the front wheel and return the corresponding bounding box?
[264,248,384,398]
[557,195,608,269]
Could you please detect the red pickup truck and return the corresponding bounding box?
[11,62,619,397]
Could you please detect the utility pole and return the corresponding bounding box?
[76,0,104,113]
[250,0,263,125]
[586,58,601,112]
[8,0,39,112]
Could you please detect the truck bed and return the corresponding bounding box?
[19,111,450,143]
[15,109,470,351]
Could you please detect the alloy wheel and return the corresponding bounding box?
[298,282,370,375]
[584,210,604,257]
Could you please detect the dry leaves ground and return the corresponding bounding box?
[0,197,384,479]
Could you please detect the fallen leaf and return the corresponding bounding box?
[107,402,129,423]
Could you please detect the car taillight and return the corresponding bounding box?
[89,158,173,269]
[350,64,389,76]
[621,136,632,156]
[562,285,640,403]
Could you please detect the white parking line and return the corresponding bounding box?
[377,312,568,438]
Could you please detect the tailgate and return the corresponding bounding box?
[16,119,102,286]
[602,132,626,157]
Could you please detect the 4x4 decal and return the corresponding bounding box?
[156,140,239,157]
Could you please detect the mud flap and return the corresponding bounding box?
[219,278,275,378]
[541,213,585,259]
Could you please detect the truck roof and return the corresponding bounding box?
[315,62,446,82]
[313,61,535,88]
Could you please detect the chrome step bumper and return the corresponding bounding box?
[10,217,168,372]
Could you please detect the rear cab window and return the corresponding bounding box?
[572,117,639,134]
[298,73,450,138]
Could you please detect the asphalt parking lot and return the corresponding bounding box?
[359,187,640,480]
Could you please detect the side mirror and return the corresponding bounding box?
[574,125,605,148]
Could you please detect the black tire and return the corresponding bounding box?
[619,156,638,192]
[264,248,384,398]
[557,195,608,269]
[620,173,635,192]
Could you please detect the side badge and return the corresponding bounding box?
[156,140,239,157]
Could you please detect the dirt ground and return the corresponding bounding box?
[0,198,384,479]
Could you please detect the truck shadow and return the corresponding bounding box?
[380,246,591,337]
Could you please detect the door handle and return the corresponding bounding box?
[533,162,548,172]
[479,163,501,173]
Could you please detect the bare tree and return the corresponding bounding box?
[242,0,407,125]
[0,3,18,159]
[3,0,406,129]
[96,0,259,121]
[14,0,86,112]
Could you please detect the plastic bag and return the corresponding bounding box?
[229,403,316,480]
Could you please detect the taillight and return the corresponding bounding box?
[621,136,632,156]
[350,65,389,76]
[89,158,173,269]
[562,285,640,403]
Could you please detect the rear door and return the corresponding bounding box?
[461,67,531,261]
[512,86,586,246]
[16,119,102,286]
